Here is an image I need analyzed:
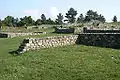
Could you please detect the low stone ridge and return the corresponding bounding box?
[83,27,120,33]
[55,27,75,33]
[0,32,46,38]
[16,35,78,53]
[26,25,61,29]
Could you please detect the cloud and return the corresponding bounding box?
[23,7,59,20]
[50,7,59,20]
[23,9,39,20]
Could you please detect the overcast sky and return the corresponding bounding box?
[0,0,120,22]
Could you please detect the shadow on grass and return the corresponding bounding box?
[76,43,120,50]
[9,50,22,56]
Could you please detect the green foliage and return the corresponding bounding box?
[0,9,112,28]
[3,16,15,27]
[35,19,42,25]
[97,14,106,23]
[65,8,77,23]
[77,14,84,23]
[85,10,98,22]
[46,18,56,24]
[56,13,64,25]
[35,18,56,25]
[84,10,106,23]
[0,19,2,30]
[0,19,1,26]
[41,14,46,24]
[18,16,35,27]
[112,16,117,22]
[13,18,19,27]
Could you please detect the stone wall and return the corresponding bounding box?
[83,27,120,33]
[14,33,120,54]
[26,25,61,29]
[55,28,75,33]
[16,35,78,53]
[78,33,120,48]
[0,32,46,38]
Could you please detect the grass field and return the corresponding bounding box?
[0,34,120,80]
[1,27,55,33]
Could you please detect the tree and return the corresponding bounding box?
[13,18,19,27]
[97,14,106,23]
[3,16,15,27]
[41,14,46,24]
[84,10,106,23]
[27,16,35,25]
[77,14,84,23]
[18,16,35,27]
[46,18,55,24]
[84,10,98,22]
[0,19,2,29]
[35,19,42,25]
[65,8,77,23]
[56,13,64,25]
[112,16,117,22]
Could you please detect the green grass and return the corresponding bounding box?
[107,22,120,27]
[1,27,55,33]
[0,36,120,80]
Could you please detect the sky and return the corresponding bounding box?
[0,0,120,22]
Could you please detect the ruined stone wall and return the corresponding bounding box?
[15,33,120,54]
[0,32,46,38]
[83,27,120,33]
[17,35,78,53]
[55,28,75,33]
[78,33,120,48]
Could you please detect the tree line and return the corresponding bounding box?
[0,7,117,27]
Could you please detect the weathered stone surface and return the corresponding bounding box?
[16,35,78,53]
[78,33,120,48]
[14,30,120,54]
[83,27,120,33]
